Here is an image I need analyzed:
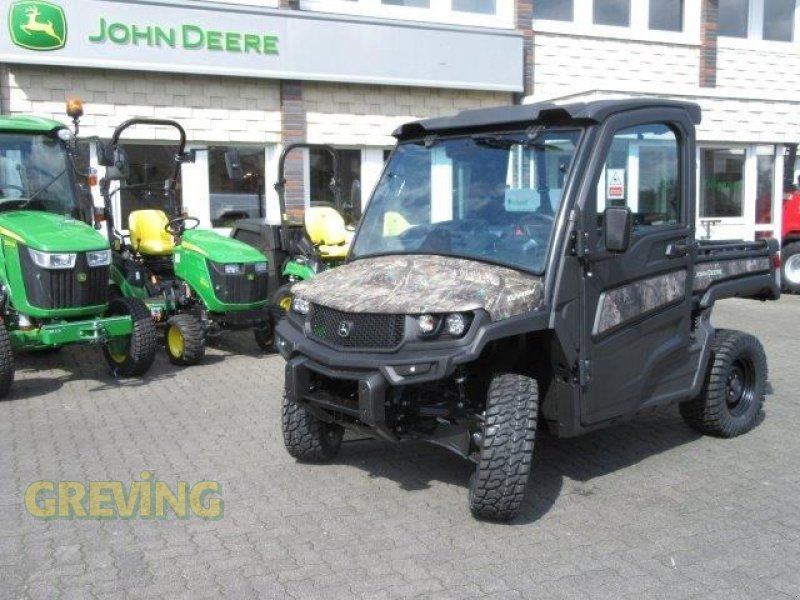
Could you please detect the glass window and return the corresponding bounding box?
[535,0,574,20]
[382,0,430,7]
[699,148,745,217]
[718,0,750,37]
[353,129,581,274]
[208,147,265,228]
[649,0,683,31]
[763,0,795,41]
[756,147,775,225]
[117,144,182,230]
[594,0,631,26]
[0,133,79,217]
[310,148,361,224]
[452,0,495,14]
[596,124,681,227]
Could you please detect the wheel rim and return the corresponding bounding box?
[726,358,756,417]
[278,295,292,313]
[106,336,129,364]
[167,325,185,358]
[785,253,800,284]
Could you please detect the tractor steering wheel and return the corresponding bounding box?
[165,216,200,235]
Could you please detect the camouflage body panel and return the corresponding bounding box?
[693,258,771,292]
[594,270,687,336]
[292,255,544,321]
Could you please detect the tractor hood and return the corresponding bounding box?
[0,211,107,252]
[181,229,267,263]
[292,255,545,321]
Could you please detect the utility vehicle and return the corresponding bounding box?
[0,113,157,398]
[96,118,271,364]
[230,143,358,319]
[274,98,781,521]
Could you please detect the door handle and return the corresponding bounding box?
[666,241,690,258]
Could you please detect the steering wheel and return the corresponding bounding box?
[165,216,200,235]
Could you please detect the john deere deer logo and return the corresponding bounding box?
[9,1,66,51]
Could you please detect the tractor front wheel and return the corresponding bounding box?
[272,283,295,316]
[0,326,15,399]
[165,314,206,366]
[102,297,158,377]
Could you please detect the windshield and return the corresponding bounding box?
[352,129,581,273]
[0,133,77,215]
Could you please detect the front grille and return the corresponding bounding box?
[309,304,405,350]
[20,246,109,309]
[207,260,268,305]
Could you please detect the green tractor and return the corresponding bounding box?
[0,113,158,398]
[95,118,272,365]
[231,143,359,316]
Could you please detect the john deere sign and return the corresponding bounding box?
[0,0,523,92]
[9,1,66,51]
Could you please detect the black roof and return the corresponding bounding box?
[393,97,702,139]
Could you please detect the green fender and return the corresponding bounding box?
[282,260,316,281]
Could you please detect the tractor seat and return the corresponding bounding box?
[129,209,174,256]
[304,206,351,259]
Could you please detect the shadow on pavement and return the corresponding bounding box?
[330,408,709,525]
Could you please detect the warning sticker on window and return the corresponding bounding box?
[606,169,625,200]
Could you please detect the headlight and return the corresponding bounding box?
[86,249,112,267]
[224,264,243,275]
[56,128,75,143]
[254,262,268,274]
[292,296,309,315]
[417,314,438,335]
[28,248,76,269]
[445,313,468,337]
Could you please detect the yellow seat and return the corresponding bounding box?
[383,211,411,237]
[128,209,174,256]
[304,206,350,259]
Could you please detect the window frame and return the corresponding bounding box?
[298,0,514,28]
[717,0,799,46]
[533,0,701,46]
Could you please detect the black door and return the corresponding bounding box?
[578,110,698,425]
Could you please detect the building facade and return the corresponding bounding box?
[1,0,798,242]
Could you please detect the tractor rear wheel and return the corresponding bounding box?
[0,326,15,399]
[102,297,158,377]
[165,314,206,366]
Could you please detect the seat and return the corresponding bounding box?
[128,209,174,256]
[383,211,411,237]
[304,206,350,259]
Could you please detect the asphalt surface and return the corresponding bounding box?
[1,297,799,599]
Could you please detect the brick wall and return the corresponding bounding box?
[532,34,699,100]
[3,65,281,143]
[699,0,718,87]
[303,82,512,147]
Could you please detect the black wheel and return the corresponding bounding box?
[164,314,206,366]
[272,283,295,316]
[781,242,800,293]
[0,327,15,399]
[282,388,343,462]
[468,373,538,522]
[102,297,158,377]
[680,329,767,438]
[253,321,274,353]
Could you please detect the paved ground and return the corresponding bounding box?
[1,297,799,600]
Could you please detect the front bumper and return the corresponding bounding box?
[10,315,133,350]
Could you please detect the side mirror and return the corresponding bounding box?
[225,148,243,181]
[96,140,112,167]
[104,146,130,181]
[604,206,632,253]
